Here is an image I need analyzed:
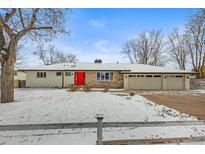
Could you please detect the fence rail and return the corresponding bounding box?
[0,115,205,145]
[0,120,205,132]
[0,122,97,131]
[103,120,205,128]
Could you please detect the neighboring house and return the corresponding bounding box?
[0,69,26,88]
[19,62,196,90]
[14,70,26,88]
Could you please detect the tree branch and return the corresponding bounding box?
[4,8,17,22]
[0,27,6,47]
[28,8,39,28]
[16,9,43,39]
[17,26,52,39]
[18,9,25,29]
[30,26,53,30]
[0,16,14,38]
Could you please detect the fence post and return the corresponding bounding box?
[96,114,104,145]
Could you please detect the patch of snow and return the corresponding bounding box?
[191,89,205,94]
[133,90,203,96]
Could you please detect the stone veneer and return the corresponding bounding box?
[85,71,123,88]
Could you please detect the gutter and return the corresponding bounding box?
[19,69,131,72]
[19,69,198,75]
[120,71,198,74]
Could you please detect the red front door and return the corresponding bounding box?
[75,72,85,86]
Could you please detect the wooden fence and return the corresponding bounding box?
[1,114,205,145]
[190,78,205,89]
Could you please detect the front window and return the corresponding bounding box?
[37,72,46,78]
[96,72,113,81]
[56,72,62,76]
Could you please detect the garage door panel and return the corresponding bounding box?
[128,74,185,90]
[167,75,184,90]
[128,75,162,90]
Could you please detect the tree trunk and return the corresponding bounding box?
[1,62,14,103]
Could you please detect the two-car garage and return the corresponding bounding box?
[127,74,186,90]
[128,74,162,90]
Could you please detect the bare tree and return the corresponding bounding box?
[33,42,57,65]
[122,30,165,66]
[122,39,137,64]
[33,42,77,65]
[185,9,205,77]
[55,51,78,64]
[167,28,188,70]
[0,8,69,103]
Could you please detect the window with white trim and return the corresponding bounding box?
[37,72,46,78]
[154,75,161,78]
[145,75,153,77]
[97,72,113,81]
[129,75,136,77]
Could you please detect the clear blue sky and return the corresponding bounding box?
[24,8,198,66]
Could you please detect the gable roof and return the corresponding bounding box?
[18,62,196,74]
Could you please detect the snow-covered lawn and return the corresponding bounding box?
[0,88,197,124]
[0,88,205,145]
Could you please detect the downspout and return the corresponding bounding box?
[62,71,64,88]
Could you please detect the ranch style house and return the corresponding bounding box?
[18,62,196,90]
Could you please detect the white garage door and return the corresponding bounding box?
[128,74,162,90]
[167,75,184,90]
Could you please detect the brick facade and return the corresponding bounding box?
[85,71,124,88]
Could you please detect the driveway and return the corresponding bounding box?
[129,90,205,120]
